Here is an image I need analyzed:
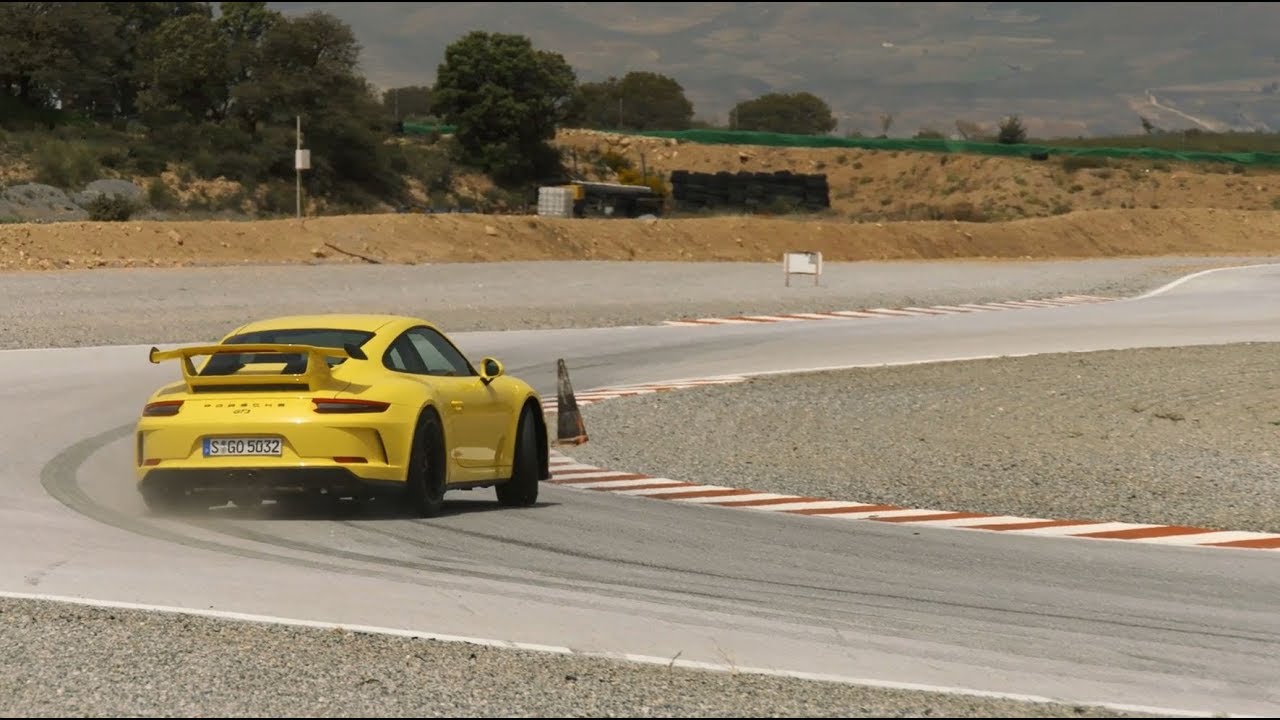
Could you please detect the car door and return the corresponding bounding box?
[384,332,494,482]
[402,326,507,473]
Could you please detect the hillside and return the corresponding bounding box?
[556,129,1280,222]
[7,126,1280,272]
[6,127,1280,226]
[272,2,1280,136]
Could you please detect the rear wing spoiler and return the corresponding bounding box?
[148,343,358,392]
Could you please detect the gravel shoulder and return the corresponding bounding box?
[568,342,1280,533]
[0,596,1158,718]
[2,255,1277,349]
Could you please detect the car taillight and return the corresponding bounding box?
[143,400,184,417]
[312,398,390,413]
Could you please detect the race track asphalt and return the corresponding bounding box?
[3,262,1279,716]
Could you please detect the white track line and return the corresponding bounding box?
[744,500,869,513]
[549,470,636,481]
[571,478,688,490]
[611,484,726,496]
[1003,522,1161,537]
[829,310,887,318]
[1126,531,1280,546]
[821,507,956,521]
[674,492,792,504]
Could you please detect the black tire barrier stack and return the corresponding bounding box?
[668,170,830,213]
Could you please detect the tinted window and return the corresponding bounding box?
[407,327,475,377]
[201,328,374,376]
[384,335,418,373]
[383,327,475,377]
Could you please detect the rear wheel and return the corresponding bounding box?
[496,406,539,508]
[406,410,447,518]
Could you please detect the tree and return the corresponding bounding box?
[878,112,894,138]
[135,13,232,122]
[997,114,1027,144]
[225,11,395,193]
[730,91,836,135]
[0,2,123,119]
[432,31,576,184]
[566,71,694,131]
[383,85,432,119]
[218,1,280,87]
[105,2,211,118]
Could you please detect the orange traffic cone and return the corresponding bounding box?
[554,358,588,446]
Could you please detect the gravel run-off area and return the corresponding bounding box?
[569,342,1280,534]
[0,596,1161,718]
[1,255,1278,349]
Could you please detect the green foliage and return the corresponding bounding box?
[135,12,232,122]
[32,139,99,188]
[2,2,402,210]
[85,194,136,221]
[731,92,836,135]
[0,2,124,121]
[432,31,577,185]
[566,71,694,131]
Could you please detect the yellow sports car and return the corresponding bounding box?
[135,313,550,516]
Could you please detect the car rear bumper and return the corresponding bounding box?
[138,466,406,501]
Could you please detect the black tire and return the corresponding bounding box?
[495,406,540,508]
[406,410,447,518]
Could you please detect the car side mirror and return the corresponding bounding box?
[480,356,504,384]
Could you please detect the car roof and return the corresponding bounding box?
[226,313,429,337]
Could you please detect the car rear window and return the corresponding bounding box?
[199,328,374,376]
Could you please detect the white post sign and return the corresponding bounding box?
[783,250,822,286]
[295,115,310,218]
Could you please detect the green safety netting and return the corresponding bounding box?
[625,129,1280,167]
[401,122,1280,166]
[402,122,456,135]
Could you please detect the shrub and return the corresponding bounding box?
[998,115,1027,145]
[599,149,633,173]
[33,140,98,188]
[86,194,136,221]
[147,179,179,210]
[126,144,168,175]
[1061,155,1109,172]
[617,167,666,196]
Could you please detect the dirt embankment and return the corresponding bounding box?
[3,207,1280,271]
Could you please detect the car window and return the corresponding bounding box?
[202,327,375,376]
[384,337,414,373]
[405,327,475,377]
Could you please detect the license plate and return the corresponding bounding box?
[203,437,283,457]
